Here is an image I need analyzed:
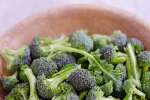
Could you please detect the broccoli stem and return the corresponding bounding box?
[123,94,132,100]
[133,88,145,99]
[126,43,140,87]
[51,45,117,83]
[24,68,39,100]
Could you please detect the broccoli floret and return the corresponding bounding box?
[100,45,127,64]
[100,80,113,96]
[20,65,39,100]
[123,79,145,100]
[86,86,118,100]
[52,53,76,70]
[31,57,58,76]
[69,30,93,52]
[92,34,111,49]
[0,47,31,72]
[111,30,127,51]
[137,51,150,71]
[68,69,96,91]
[92,71,104,86]
[36,64,79,99]
[128,38,144,54]
[141,71,150,99]
[52,93,79,100]
[5,83,29,100]
[0,72,18,91]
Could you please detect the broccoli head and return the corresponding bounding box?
[20,65,39,100]
[111,30,127,51]
[5,83,29,100]
[128,38,144,54]
[0,72,18,91]
[36,64,79,99]
[92,34,111,49]
[69,30,93,52]
[141,71,150,99]
[0,47,31,72]
[137,51,150,71]
[52,53,76,70]
[68,69,96,91]
[31,57,58,76]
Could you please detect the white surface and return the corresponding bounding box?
[0,0,150,35]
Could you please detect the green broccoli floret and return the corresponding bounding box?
[52,53,76,70]
[100,80,113,96]
[0,72,18,91]
[86,86,118,100]
[100,45,127,64]
[20,65,39,100]
[52,93,79,100]
[5,83,29,100]
[92,34,111,49]
[111,30,127,51]
[69,30,94,52]
[92,71,104,86]
[68,69,96,91]
[141,71,150,99]
[0,46,31,72]
[128,38,144,54]
[36,64,79,99]
[123,79,145,100]
[31,57,58,76]
[137,51,150,71]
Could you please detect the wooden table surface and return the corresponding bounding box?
[0,0,150,35]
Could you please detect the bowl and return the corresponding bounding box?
[0,4,150,99]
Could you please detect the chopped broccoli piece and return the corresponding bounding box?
[111,30,127,51]
[0,72,18,91]
[128,38,144,54]
[36,64,79,99]
[0,47,31,72]
[92,34,111,49]
[52,53,76,70]
[92,71,104,86]
[141,71,150,99]
[31,57,58,76]
[137,51,150,71]
[5,83,29,100]
[21,65,39,100]
[52,93,79,100]
[69,30,93,52]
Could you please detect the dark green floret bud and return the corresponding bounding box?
[31,57,58,76]
[68,69,96,91]
[69,30,94,52]
[52,53,76,70]
[111,30,127,51]
[128,38,144,54]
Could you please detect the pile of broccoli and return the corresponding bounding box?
[0,30,150,100]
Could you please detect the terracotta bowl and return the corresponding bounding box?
[0,4,150,99]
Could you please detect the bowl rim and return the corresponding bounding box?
[1,4,150,37]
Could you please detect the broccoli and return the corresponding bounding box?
[123,79,145,100]
[92,71,104,86]
[52,53,76,70]
[100,80,113,96]
[111,30,127,51]
[52,93,79,100]
[137,51,150,71]
[20,65,39,100]
[0,72,18,91]
[69,30,93,52]
[0,46,31,72]
[31,57,58,76]
[100,45,127,64]
[5,83,29,100]
[128,38,144,54]
[141,71,150,99]
[86,86,118,100]
[68,69,96,91]
[92,34,111,49]
[36,64,79,99]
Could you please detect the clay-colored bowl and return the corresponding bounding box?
[0,5,150,99]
